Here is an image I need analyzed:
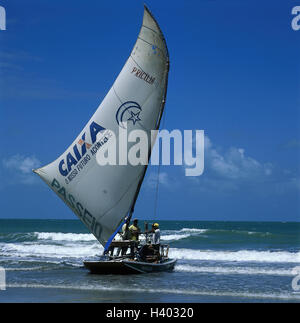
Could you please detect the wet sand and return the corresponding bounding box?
[0,287,297,303]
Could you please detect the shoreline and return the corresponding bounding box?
[1,287,299,303]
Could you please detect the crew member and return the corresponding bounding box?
[151,222,160,245]
[128,218,140,258]
[139,223,160,262]
[129,219,141,242]
[121,222,130,240]
[117,222,130,256]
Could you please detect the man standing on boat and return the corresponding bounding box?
[126,219,140,258]
[129,219,141,242]
[151,223,160,245]
[138,222,161,262]
[149,222,161,260]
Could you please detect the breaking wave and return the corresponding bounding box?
[175,264,294,276]
[169,248,300,263]
[0,227,280,245]
[35,232,96,242]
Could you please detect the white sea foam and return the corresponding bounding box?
[1,242,102,259]
[175,264,294,276]
[169,248,300,263]
[27,229,206,244]
[160,228,207,241]
[2,228,300,265]
[161,234,190,241]
[2,239,300,264]
[33,230,199,243]
[180,228,208,233]
[35,232,96,242]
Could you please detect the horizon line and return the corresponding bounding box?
[0,218,299,223]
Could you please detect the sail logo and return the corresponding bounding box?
[78,137,91,150]
[116,101,142,129]
[58,121,105,177]
[292,6,300,30]
[152,45,157,54]
[131,67,155,85]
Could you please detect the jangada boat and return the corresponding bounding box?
[84,240,176,275]
[33,5,176,274]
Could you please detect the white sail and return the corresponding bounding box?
[33,6,169,247]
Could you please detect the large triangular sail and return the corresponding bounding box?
[33,6,169,247]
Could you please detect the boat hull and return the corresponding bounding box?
[83,258,177,275]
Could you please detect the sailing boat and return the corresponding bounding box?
[33,6,176,274]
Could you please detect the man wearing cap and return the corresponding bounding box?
[151,223,160,245]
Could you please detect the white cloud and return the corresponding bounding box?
[184,135,299,195]
[3,155,41,174]
[146,134,290,194]
[203,136,273,181]
[2,155,41,185]
[146,171,172,189]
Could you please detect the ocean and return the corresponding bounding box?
[0,219,300,303]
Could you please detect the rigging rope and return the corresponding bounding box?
[153,103,167,220]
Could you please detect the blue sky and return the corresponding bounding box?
[0,0,299,221]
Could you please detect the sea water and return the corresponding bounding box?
[0,219,299,303]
